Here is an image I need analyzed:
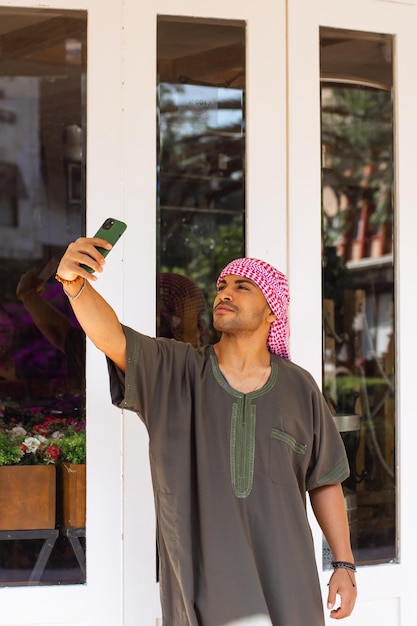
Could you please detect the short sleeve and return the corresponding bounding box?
[107,325,195,430]
[305,379,350,490]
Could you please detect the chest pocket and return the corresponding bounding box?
[269,427,307,485]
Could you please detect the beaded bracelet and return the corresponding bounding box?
[55,273,82,285]
[328,564,356,588]
[331,560,356,572]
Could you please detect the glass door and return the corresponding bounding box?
[0,7,87,587]
[288,1,417,623]
[320,27,396,568]
[156,16,246,344]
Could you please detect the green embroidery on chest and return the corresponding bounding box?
[210,354,278,499]
[230,398,256,498]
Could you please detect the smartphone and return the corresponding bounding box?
[81,217,127,273]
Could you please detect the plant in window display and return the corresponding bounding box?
[54,422,86,529]
[0,413,85,466]
[0,407,64,530]
[0,430,27,466]
[55,427,86,464]
[0,403,86,530]
[0,420,61,466]
[0,398,85,466]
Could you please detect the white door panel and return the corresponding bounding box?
[288,1,417,625]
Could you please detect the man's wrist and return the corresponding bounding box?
[331,560,356,572]
[63,278,86,302]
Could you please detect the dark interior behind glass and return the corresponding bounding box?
[0,8,87,585]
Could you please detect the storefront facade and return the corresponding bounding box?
[1,0,416,624]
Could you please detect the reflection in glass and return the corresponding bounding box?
[0,9,86,585]
[157,273,209,348]
[157,17,245,342]
[320,28,396,566]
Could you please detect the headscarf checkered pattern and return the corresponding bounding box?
[217,258,291,359]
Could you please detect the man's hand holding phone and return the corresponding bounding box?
[56,217,127,284]
[55,219,128,370]
[56,236,112,283]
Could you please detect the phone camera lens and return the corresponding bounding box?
[103,218,114,230]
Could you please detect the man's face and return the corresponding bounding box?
[213,274,275,334]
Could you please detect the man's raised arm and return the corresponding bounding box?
[56,237,126,372]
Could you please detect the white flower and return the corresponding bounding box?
[51,430,65,440]
[23,437,42,453]
[10,426,27,439]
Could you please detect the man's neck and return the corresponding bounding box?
[213,337,272,393]
[214,334,270,371]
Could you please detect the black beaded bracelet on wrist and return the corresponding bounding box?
[331,560,356,572]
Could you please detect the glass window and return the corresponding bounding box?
[320,28,396,566]
[157,16,245,342]
[0,8,87,585]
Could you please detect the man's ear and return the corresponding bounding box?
[266,309,276,324]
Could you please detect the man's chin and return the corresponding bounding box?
[213,319,238,334]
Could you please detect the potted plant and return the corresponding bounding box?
[0,420,61,531]
[56,426,86,528]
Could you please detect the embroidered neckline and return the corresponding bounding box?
[210,352,278,398]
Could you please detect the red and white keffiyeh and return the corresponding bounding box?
[217,258,291,360]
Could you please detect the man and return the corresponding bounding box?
[56,238,357,625]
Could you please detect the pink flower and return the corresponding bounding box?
[10,426,27,439]
[51,430,65,440]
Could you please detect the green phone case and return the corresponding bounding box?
[81,217,127,273]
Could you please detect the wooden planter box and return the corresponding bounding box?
[60,462,86,528]
[0,465,56,531]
